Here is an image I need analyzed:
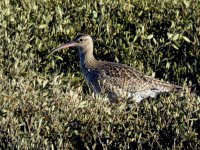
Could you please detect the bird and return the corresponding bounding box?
[47,34,182,102]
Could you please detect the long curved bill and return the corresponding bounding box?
[46,41,76,58]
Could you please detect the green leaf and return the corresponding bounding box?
[166,62,170,69]
[172,44,179,49]
[39,24,48,29]
[182,36,191,43]
[173,34,180,41]
[167,33,173,39]
[78,101,88,108]
[54,55,63,61]
[153,106,157,113]
[147,34,153,39]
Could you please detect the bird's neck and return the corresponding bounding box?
[79,48,97,69]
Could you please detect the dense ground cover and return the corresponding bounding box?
[1,0,200,149]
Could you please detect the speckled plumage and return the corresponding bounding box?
[48,34,182,102]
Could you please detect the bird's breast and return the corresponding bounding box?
[81,66,99,81]
[80,63,101,89]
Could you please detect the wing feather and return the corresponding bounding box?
[96,61,181,101]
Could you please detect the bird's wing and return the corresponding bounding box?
[144,75,182,91]
[97,61,153,93]
[97,61,181,94]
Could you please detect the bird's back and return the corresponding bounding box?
[85,60,182,102]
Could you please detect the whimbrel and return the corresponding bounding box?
[47,34,182,102]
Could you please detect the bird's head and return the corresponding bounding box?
[47,34,93,58]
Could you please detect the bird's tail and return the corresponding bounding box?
[144,76,182,92]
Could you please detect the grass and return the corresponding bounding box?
[1,0,200,149]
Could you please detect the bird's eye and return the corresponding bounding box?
[79,39,84,42]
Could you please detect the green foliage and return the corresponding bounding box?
[1,0,200,149]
